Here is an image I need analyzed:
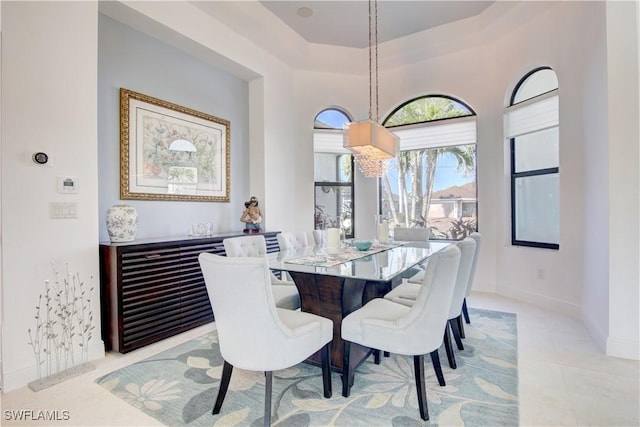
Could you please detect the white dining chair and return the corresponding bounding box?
[383,237,476,370]
[341,244,461,421]
[393,227,430,283]
[442,237,476,368]
[277,231,309,251]
[276,232,310,281]
[462,232,482,325]
[198,253,333,426]
[223,235,301,310]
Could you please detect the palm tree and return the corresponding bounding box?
[382,96,476,229]
[421,145,475,221]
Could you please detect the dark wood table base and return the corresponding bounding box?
[288,271,401,391]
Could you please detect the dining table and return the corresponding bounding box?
[266,239,451,392]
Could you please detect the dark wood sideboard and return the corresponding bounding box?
[99,231,280,353]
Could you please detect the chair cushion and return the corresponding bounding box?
[278,308,332,343]
[384,281,423,307]
[342,298,413,354]
[341,244,462,357]
[406,269,426,284]
[272,285,301,311]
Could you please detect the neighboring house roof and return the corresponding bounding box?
[432,181,476,199]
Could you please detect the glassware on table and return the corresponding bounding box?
[375,214,390,244]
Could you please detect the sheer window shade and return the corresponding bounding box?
[389,116,477,150]
[314,116,476,154]
[505,92,559,138]
[313,130,351,154]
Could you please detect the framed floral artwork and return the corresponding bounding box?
[120,88,230,202]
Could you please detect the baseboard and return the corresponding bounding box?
[606,336,640,360]
[2,340,105,392]
[582,310,608,354]
[583,304,640,360]
[496,284,582,318]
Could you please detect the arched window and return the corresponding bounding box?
[380,95,478,240]
[505,67,559,249]
[313,108,354,237]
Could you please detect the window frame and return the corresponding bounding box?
[508,67,560,250]
[378,95,479,240]
[313,108,355,238]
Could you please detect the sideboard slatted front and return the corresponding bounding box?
[100,231,280,353]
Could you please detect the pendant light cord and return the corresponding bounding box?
[374,0,379,124]
[368,0,380,123]
[368,0,373,122]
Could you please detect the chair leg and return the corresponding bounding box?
[462,298,470,324]
[342,341,352,397]
[444,323,457,369]
[264,371,272,427]
[373,349,381,365]
[457,314,466,339]
[413,355,429,421]
[213,360,234,415]
[383,351,390,358]
[450,318,464,350]
[430,349,445,387]
[320,342,332,398]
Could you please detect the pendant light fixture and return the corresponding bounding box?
[343,0,399,178]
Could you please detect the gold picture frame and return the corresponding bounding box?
[120,88,230,202]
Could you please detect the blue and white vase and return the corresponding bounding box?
[106,204,138,242]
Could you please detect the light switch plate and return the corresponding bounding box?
[49,202,78,219]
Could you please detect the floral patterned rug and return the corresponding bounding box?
[96,308,518,426]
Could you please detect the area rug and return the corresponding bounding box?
[96,308,518,426]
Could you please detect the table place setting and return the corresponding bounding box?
[283,239,402,268]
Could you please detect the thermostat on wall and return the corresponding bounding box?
[57,176,78,194]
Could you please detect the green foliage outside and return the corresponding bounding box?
[382,97,477,239]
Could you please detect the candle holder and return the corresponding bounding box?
[375,214,390,244]
[326,227,342,255]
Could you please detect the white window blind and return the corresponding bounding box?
[314,115,477,154]
[313,130,351,154]
[391,116,477,151]
[505,92,559,138]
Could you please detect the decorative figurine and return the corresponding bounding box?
[241,196,262,233]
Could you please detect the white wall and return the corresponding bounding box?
[107,1,300,235]
[603,1,640,359]
[98,14,251,240]
[582,1,611,350]
[1,2,102,390]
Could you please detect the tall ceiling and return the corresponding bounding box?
[259,1,495,49]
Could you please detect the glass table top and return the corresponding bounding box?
[267,241,451,282]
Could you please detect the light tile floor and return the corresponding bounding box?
[1,292,638,426]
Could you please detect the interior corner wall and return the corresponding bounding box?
[98,14,250,240]
[1,2,101,391]
[104,1,302,235]
[604,0,640,359]
[0,0,4,392]
[581,1,611,353]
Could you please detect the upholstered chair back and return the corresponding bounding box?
[448,237,476,320]
[198,253,327,371]
[465,232,482,297]
[362,244,460,355]
[277,231,309,251]
[223,235,267,257]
